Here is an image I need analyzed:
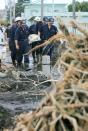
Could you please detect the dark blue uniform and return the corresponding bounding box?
[9,24,17,65]
[29,22,43,62]
[40,24,57,41]
[39,24,58,57]
[29,24,38,34]
[15,25,30,65]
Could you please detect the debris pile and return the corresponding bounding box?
[12,87,88,131]
[6,20,88,131]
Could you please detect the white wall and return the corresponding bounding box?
[24,3,67,20]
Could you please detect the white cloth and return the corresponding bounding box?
[0,46,6,59]
[28,34,41,44]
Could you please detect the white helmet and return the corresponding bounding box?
[34,17,41,21]
[15,17,23,22]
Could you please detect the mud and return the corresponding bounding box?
[0,106,13,130]
[0,43,63,129]
[0,68,52,129]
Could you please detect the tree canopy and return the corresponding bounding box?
[68,1,88,12]
[15,0,24,17]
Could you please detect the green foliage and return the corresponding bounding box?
[6,0,24,22]
[15,0,24,17]
[0,20,9,26]
[80,2,88,12]
[75,2,80,11]
[68,1,88,12]
[68,4,72,12]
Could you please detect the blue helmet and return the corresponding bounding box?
[48,18,54,22]
[43,17,49,22]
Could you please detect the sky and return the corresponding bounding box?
[0,0,86,10]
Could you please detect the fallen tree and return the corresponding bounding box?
[5,19,88,131]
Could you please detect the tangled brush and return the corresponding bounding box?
[6,19,88,131]
[57,19,88,90]
[8,82,88,131]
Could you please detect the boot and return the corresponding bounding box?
[12,60,16,67]
[37,55,42,64]
[24,63,31,71]
[33,57,37,63]
[17,63,24,70]
[37,55,39,63]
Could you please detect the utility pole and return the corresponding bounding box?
[72,0,76,34]
[41,0,44,21]
[52,0,54,18]
[72,0,76,19]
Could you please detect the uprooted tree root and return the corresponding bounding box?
[5,20,88,131]
[8,85,88,131]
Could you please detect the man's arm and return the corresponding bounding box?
[15,29,19,50]
[15,40,19,50]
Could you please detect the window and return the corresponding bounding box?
[54,10,59,12]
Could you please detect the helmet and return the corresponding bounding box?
[34,17,41,21]
[43,17,49,22]
[15,17,23,22]
[48,18,54,22]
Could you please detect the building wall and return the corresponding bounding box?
[23,3,67,20]
[23,2,88,26]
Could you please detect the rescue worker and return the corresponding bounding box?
[5,23,11,45]
[35,16,49,64]
[36,18,43,63]
[15,17,30,69]
[9,19,18,66]
[0,27,6,68]
[39,17,58,59]
[1,24,6,33]
[29,17,42,63]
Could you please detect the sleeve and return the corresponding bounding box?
[54,26,58,34]
[24,25,30,36]
[38,25,42,33]
[38,25,44,40]
[10,27,15,40]
[9,27,12,39]
[29,25,36,35]
[28,26,32,35]
[15,29,19,41]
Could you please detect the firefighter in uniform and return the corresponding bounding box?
[9,19,18,66]
[15,17,30,69]
[29,17,42,63]
[39,17,58,59]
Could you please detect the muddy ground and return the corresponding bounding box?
[0,43,62,129]
[0,67,53,130]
